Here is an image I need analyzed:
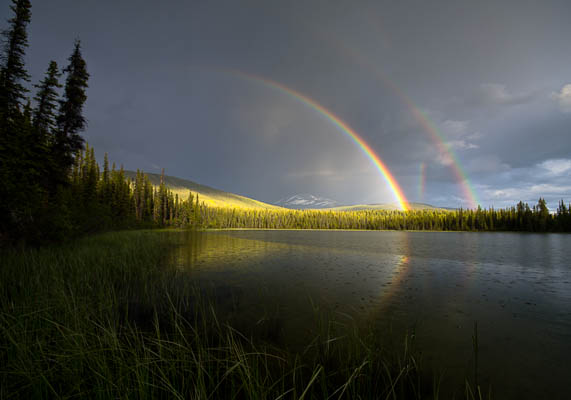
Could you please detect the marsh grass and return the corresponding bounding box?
[0,230,487,399]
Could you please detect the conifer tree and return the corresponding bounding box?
[0,0,31,117]
[536,197,550,232]
[22,98,31,122]
[102,152,110,186]
[0,1,37,241]
[54,39,89,176]
[33,61,61,136]
[144,175,154,220]
[159,168,167,225]
[82,144,98,205]
[134,169,144,221]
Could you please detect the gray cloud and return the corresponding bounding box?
[469,84,539,107]
[476,158,571,209]
[465,155,511,174]
[538,159,571,175]
[551,84,571,113]
[441,119,470,136]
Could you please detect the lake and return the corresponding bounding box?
[170,230,571,399]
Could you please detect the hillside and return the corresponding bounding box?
[124,171,281,210]
[124,171,448,212]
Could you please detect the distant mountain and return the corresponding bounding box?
[275,194,339,209]
[326,203,446,211]
[124,171,281,210]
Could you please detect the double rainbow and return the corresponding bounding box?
[320,33,480,209]
[225,70,409,211]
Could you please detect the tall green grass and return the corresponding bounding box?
[0,230,487,399]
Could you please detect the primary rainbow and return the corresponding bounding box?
[224,70,409,211]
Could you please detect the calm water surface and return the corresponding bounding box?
[170,230,571,399]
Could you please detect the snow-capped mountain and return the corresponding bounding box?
[275,194,339,209]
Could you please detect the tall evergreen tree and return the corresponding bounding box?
[102,152,110,186]
[0,0,36,242]
[536,197,550,232]
[0,0,31,118]
[54,39,89,177]
[33,61,61,136]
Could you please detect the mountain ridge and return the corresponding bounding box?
[275,193,339,209]
[326,203,447,211]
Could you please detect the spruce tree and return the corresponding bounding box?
[33,61,61,136]
[144,175,154,220]
[536,197,550,232]
[0,0,31,118]
[54,39,89,177]
[134,169,143,221]
[102,152,110,186]
[0,0,37,241]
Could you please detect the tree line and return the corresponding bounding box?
[196,199,571,232]
[67,145,204,236]
[1,0,569,245]
[39,142,571,236]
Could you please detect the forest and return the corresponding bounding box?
[1,0,570,247]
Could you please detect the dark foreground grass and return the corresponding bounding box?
[0,230,486,399]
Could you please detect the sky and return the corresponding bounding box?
[5,0,571,209]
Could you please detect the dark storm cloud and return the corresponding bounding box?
[6,0,571,208]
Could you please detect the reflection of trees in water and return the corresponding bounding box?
[171,231,371,270]
[171,232,292,269]
[169,232,399,349]
[172,231,425,323]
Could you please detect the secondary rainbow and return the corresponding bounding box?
[321,33,480,208]
[400,96,479,208]
[224,70,409,211]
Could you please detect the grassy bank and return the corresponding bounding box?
[0,230,485,399]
